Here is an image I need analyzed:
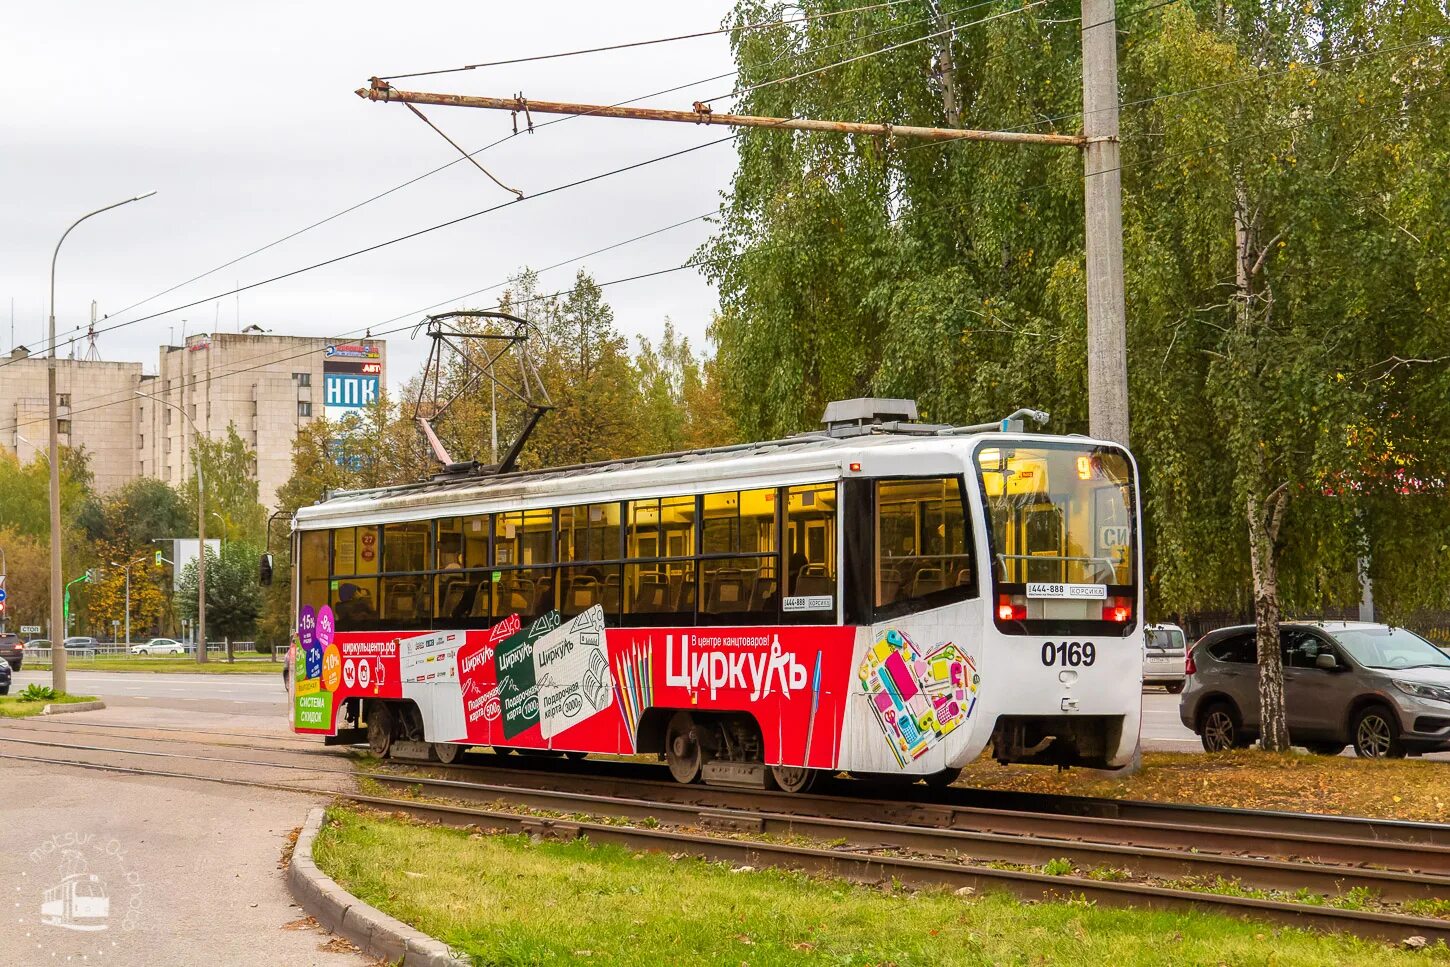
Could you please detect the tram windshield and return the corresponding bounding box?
[976,443,1137,634]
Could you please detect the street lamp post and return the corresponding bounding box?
[109,555,150,646]
[48,190,156,693]
[135,391,207,664]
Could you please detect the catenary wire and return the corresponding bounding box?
[20,82,1439,438]
[31,6,1045,363]
[66,6,963,352]
[378,0,921,80]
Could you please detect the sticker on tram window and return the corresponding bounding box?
[1026,583,1107,600]
[783,595,834,612]
[1099,525,1131,549]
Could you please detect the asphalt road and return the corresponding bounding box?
[15,667,287,717]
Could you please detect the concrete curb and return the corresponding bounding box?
[288,807,468,967]
[42,700,106,715]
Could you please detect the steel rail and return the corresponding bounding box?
[408,757,1450,873]
[366,772,1448,901]
[2,750,1444,946]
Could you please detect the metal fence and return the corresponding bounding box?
[22,641,275,666]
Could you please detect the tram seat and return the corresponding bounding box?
[954,568,973,587]
[385,580,422,619]
[674,576,696,613]
[438,577,468,616]
[705,568,745,612]
[602,573,622,614]
[911,568,945,596]
[632,576,670,613]
[565,576,601,612]
[878,572,903,604]
[748,576,777,612]
[500,578,534,614]
[530,576,555,614]
[795,566,833,597]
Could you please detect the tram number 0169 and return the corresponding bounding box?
[1041,640,1096,667]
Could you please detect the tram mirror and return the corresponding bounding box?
[259,552,274,587]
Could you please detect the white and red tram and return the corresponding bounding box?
[286,402,1143,790]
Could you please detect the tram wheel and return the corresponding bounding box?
[432,742,463,765]
[367,702,395,759]
[768,765,816,794]
[665,711,705,784]
[924,767,962,790]
[564,751,588,761]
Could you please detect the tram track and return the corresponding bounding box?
[3,725,1447,945]
[401,753,1450,872]
[3,745,1446,946]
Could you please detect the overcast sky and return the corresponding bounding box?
[2,1,741,391]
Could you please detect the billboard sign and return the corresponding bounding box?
[323,372,380,420]
[325,343,380,360]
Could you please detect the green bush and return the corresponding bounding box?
[20,684,57,701]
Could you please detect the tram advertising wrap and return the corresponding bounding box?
[292,602,985,775]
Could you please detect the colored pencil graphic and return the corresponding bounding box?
[803,650,822,766]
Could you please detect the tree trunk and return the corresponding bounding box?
[1246,485,1290,751]
[927,0,963,128]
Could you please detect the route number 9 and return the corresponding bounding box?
[1041,641,1096,667]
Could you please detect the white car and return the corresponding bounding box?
[1144,623,1188,693]
[130,638,185,655]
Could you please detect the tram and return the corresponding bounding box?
[283,399,1143,791]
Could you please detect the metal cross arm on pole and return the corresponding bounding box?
[355,79,1086,148]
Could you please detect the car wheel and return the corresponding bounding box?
[1352,705,1406,759]
[1304,742,1347,756]
[0,685,8,696]
[1164,682,1185,695]
[1199,702,1244,752]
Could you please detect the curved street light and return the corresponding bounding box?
[47,191,156,693]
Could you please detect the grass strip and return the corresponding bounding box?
[957,749,1450,823]
[0,693,99,718]
[314,805,1447,966]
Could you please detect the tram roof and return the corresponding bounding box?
[294,426,1108,530]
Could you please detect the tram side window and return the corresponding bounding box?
[558,502,623,619]
[625,496,696,623]
[778,484,837,623]
[875,477,976,614]
[493,508,555,621]
[381,522,432,629]
[297,530,329,617]
[331,525,379,631]
[701,488,779,622]
[435,515,490,624]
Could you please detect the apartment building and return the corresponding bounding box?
[2,331,386,510]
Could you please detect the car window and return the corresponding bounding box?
[1332,627,1450,670]
[1146,629,1185,651]
[1282,629,1336,668]
[1207,632,1256,664]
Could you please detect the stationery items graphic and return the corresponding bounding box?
[612,638,654,748]
[859,628,978,766]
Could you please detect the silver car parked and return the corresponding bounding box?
[1180,621,1450,758]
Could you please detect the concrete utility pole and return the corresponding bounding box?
[357,69,1131,442]
[1080,0,1130,445]
[47,191,156,693]
[137,392,207,663]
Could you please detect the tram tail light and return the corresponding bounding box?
[1103,596,1133,623]
[997,594,1026,622]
